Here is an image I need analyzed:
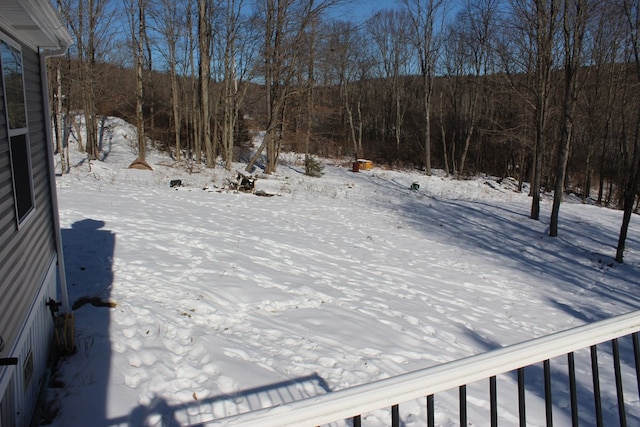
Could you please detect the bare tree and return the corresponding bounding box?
[57,0,116,160]
[368,10,413,159]
[507,0,560,220]
[455,0,499,177]
[49,55,69,174]
[153,0,187,162]
[303,4,318,175]
[199,0,215,167]
[329,21,371,159]
[549,0,589,236]
[583,2,625,206]
[125,0,152,169]
[187,0,199,165]
[221,0,240,170]
[245,0,291,174]
[246,0,340,174]
[401,0,447,175]
[438,90,450,175]
[219,0,255,170]
[616,0,640,262]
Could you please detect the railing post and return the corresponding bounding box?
[612,338,627,427]
[427,394,435,427]
[591,345,603,427]
[544,359,553,427]
[214,312,640,427]
[391,404,399,427]
[518,367,526,427]
[568,352,578,427]
[460,385,467,426]
[633,332,640,403]
[490,375,497,427]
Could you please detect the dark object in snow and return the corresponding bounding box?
[255,189,274,197]
[229,172,255,192]
[72,296,117,310]
[410,182,420,190]
[170,179,182,188]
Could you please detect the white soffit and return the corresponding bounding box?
[0,0,72,50]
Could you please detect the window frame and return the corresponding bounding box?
[0,32,35,228]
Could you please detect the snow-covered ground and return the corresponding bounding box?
[44,117,640,426]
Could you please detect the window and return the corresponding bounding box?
[1,36,34,226]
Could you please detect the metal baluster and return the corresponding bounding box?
[632,332,640,403]
[591,345,603,427]
[391,404,399,427]
[490,375,498,427]
[544,359,553,427]
[568,352,578,427]
[518,367,526,427]
[427,394,435,427]
[612,338,627,427]
[460,384,467,426]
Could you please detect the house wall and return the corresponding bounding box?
[0,35,59,426]
[0,259,57,427]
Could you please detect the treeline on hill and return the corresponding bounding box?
[48,57,638,203]
[49,0,640,259]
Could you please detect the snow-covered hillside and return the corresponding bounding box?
[44,116,640,426]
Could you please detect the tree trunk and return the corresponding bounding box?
[550,0,586,236]
[129,0,151,170]
[170,53,181,161]
[583,133,592,202]
[55,60,67,174]
[424,73,433,176]
[458,87,479,178]
[222,0,237,171]
[616,124,640,262]
[615,0,640,262]
[344,85,359,158]
[305,11,316,175]
[439,92,449,176]
[199,0,214,168]
[530,0,558,221]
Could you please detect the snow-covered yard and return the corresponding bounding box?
[45,117,640,426]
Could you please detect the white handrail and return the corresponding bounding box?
[210,311,640,427]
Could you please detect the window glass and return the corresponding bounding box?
[9,134,33,220]
[1,36,34,225]
[0,40,26,129]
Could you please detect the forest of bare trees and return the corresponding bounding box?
[49,0,640,258]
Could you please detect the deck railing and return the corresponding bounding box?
[212,311,640,426]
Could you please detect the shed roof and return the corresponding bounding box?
[0,0,73,51]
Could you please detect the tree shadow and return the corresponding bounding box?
[345,172,640,423]
[386,188,640,321]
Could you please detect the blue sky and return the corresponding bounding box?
[329,0,464,23]
[330,0,400,22]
